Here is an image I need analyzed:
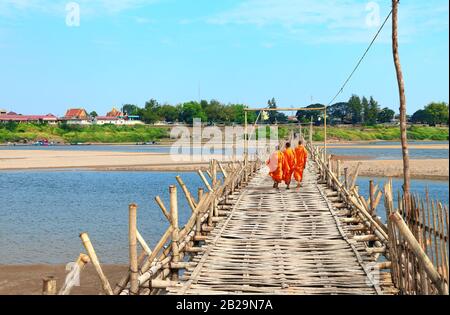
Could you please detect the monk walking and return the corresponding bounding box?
[283,142,296,190]
[266,146,287,189]
[294,140,308,188]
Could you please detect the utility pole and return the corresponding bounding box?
[392,0,410,199]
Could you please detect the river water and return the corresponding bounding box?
[0,142,448,264]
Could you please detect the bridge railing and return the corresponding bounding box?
[307,141,448,295]
[385,182,448,295]
[51,158,261,295]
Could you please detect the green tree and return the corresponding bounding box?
[328,102,350,124]
[89,111,98,118]
[411,109,428,124]
[378,107,396,123]
[423,102,449,125]
[267,98,278,124]
[140,99,161,124]
[179,101,207,123]
[367,97,380,125]
[122,104,141,116]
[348,95,362,125]
[204,100,225,123]
[361,97,369,124]
[158,105,179,123]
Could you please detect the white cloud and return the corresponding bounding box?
[0,0,160,16]
[207,0,449,44]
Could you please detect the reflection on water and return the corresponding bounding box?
[0,171,448,264]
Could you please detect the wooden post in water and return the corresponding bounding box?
[129,203,139,295]
[309,118,313,145]
[79,233,113,295]
[170,185,180,281]
[42,276,57,295]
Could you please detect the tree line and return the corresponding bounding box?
[112,96,447,126]
[121,100,257,125]
[295,95,396,126]
[410,102,448,126]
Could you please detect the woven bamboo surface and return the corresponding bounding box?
[167,164,379,295]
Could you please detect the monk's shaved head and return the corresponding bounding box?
[286,142,291,148]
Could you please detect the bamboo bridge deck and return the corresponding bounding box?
[167,165,380,295]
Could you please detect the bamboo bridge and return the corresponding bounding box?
[49,142,449,296]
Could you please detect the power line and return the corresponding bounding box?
[327,8,393,106]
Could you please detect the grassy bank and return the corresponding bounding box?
[309,125,449,141]
[0,123,448,144]
[0,124,169,144]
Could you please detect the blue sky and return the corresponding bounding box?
[0,0,448,116]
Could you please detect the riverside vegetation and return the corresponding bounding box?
[0,123,448,144]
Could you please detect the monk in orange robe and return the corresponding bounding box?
[266,146,287,189]
[283,142,296,189]
[294,140,308,187]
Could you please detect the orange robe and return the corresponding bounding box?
[266,150,286,183]
[294,145,308,183]
[283,148,296,185]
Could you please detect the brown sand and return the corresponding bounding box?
[0,150,214,171]
[325,144,449,150]
[341,159,449,181]
[0,264,126,295]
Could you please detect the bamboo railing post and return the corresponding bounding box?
[344,167,349,190]
[79,232,114,295]
[169,185,180,281]
[369,180,375,216]
[42,276,57,295]
[176,176,196,212]
[129,203,139,295]
[390,212,449,295]
[198,188,204,204]
[155,196,171,224]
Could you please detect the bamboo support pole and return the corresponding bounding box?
[170,185,180,281]
[176,176,196,211]
[136,230,152,256]
[369,180,375,216]
[42,276,57,295]
[349,163,361,191]
[129,204,139,295]
[390,212,449,295]
[79,232,114,295]
[155,196,171,224]
[217,161,228,179]
[198,188,204,204]
[198,170,213,192]
[344,168,349,190]
[59,253,90,295]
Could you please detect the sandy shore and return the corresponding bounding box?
[0,264,126,295]
[0,150,217,171]
[340,159,449,181]
[1,149,448,180]
[325,144,449,150]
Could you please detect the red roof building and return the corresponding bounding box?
[64,108,89,120]
[0,113,58,123]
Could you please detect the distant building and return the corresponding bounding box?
[63,108,91,125]
[0,109,7,115]
[0,113,58,124]
[94,108,143,125]
[106,108,123,118]
[288,116,298,123]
